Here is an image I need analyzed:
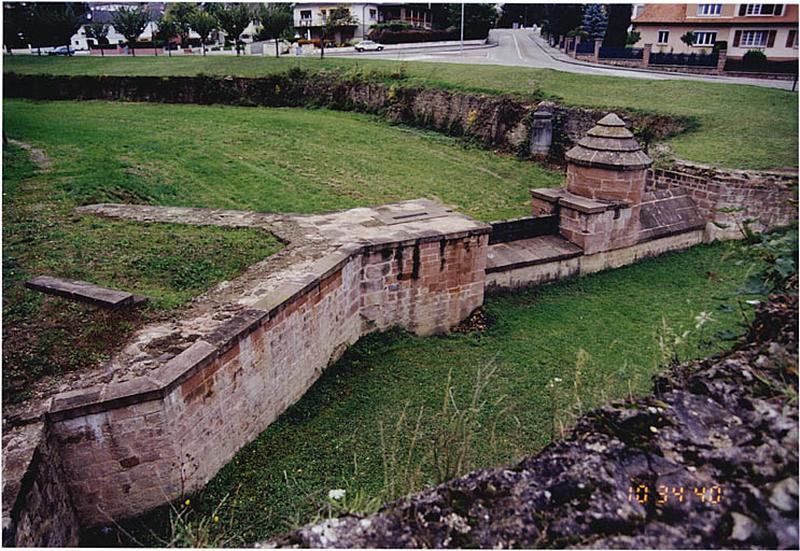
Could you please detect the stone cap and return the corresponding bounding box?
[566,113,652,171]
[531,187,629,214]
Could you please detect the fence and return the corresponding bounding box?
[724,58,799,74]
[576,41,595,54]
[649,52,718,67]
[599,46,643,59]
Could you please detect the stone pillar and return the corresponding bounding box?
[529,101,554,157]
[716,49,727,75]
[572,37,581,58]
[594,38,602,62]
[643,43,652,66]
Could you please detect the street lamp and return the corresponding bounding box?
[460,2,464,55]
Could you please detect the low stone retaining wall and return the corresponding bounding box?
[648,162,798,239]
[3,200,489,535]
[2,72,690,163]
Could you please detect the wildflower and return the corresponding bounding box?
[328,489,346,501]
[213,515,220,523]
[184,499,190,506]
[694,311,714,329]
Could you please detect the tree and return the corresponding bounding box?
[188,10,218,56]
[680,31,695,48]
[581,4,607,41]
[87,21,109,56]
[3,3,33,54]
[319,5,358,59]
[447,3,497,39]
[603,4,632,47]
[216,3,253,56]
[542,4,582,45]
[626,30,641,46]
[27,3,88,55]
[255,3,293,58]
[111,5,149,56]
[497,4,547,29]
[155,15,178,56]
[163,2,198,47]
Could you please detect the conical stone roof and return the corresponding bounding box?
[565,113,652,170]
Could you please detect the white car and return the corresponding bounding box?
[355,40,384,52]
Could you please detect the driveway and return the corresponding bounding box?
[337,28,796,91]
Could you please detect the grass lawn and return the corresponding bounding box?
[2,99,561,402]
[108,239,765,546]
[4,55,798,170]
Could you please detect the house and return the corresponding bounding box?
[631,3,798,60]
[70,3,167,50]
[294,3,433,43]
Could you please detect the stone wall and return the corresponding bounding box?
[2,422,79,547]
[3,72,690,163]
[26,208,489,528]
[648,162,798,239]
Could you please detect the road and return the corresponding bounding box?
[335,28,796,91]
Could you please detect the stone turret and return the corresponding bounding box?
[565,113,652,205]
[531,113,655,254]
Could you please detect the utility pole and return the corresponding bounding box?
[460,2,464,55]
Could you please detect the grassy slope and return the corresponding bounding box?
[3,99,562,220]
[2,141,283,402]
[117,241,763,546]
[2,99,560,401]
[4,55,798,169]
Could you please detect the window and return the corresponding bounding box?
[657,30,670,44]
[369,8,377,19]
[693,31,717,45]
[740,29,768,46]
[697,4,722,16]
[740,4,784,16]
[787,29,798,48]
[300,10,311,20]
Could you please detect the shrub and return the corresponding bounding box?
[742,49,768,69]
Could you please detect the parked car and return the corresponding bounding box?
[355,40,384,52]
[48,46,74,56]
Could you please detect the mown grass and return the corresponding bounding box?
[4,55,798,169]
[3,99,563,220]
[2,99,560,401]
[2,142,283,403]
[106,239,765,546]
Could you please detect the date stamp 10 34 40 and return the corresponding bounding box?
[628,482,723,506]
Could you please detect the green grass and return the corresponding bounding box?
[4,55,798,169]
[108,239,764,546]
[2,141,283,403]
[1,98,560,401]
[3,99,562,220]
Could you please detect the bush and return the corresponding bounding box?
[713,40,728,52]
[368,27,465,44]
[742,49,768,68]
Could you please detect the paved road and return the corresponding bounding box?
[337,28,796,91]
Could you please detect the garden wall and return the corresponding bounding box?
[647,162,798,239]
[2,72,689,162]
[25,222,489,528]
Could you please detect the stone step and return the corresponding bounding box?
[486,235,583,274]
[24,276,146,309]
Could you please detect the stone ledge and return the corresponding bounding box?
[531,187,628,214]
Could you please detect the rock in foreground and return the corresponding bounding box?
[265,294,798,549]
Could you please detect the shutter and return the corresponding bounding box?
[787,29,797,47]
[733,30,742,46]
[739,4,747,16]
[767,29,777,47]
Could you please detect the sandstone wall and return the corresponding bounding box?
[43,232,488,527]
[648,163,798,239]
[1,423,80,547]
[3,72,689,162]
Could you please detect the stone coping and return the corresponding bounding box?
[531,187,629,214]
[37,200,490,422]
